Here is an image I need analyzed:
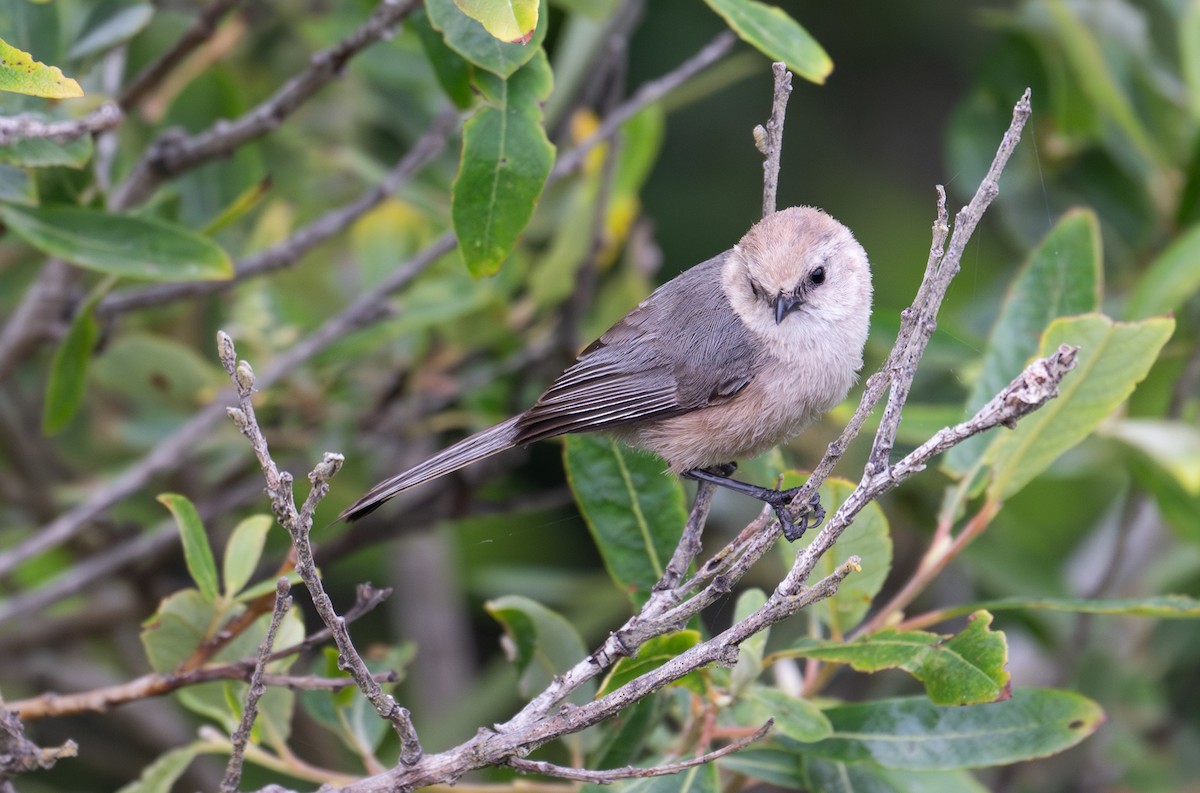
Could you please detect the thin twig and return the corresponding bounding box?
[507,720,773,783]
[11,593,398,722]
[0,104,122,147]
[755,62,792,217]
[221,578,292,793]
[217,332,424,766]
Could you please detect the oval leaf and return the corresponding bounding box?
[946,209,1102,475]
[158,493,219,602]
[0,204,233,281]
[454,0,538,44]
[0,37,82,98]
[786,611,1009,706]
[564,434,688,606]
[115,742,204,793]
[486,594,592,700]
[745,685,833,743]
[597,630,704,698]
[805,688,1104,770]
[703,0,832,84]
[222,514,273,600]
[42,278,112,434]
[984,314,1176,501]
[1125,221,1200,318]
[427,0,547,77]
[452,49,555,276]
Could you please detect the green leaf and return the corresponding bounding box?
[0,164,34,204]
[158,493,219,602]
[597,631,703,699]
[730,588,768,695]
[453,0,538,44]
[1043,0,1163,169]
[564,434,688,605]
[786,612,1010,706]
[67,3,154,61]
[426,0,548,77]
[945,209,1102,475]
[744,685,832,743]
[718,745,808,788]
[486,594,592,700]
[88,331,226,409]
[0,37,81,97]
[222,514,273,600]
[114,742,204,793]
[805,688,1104,770]
[984,314,1175,501]
[140,588,217,673]
[1125,221,1200,318]
[803,760,991,793]
[42,276,113,434]
[587,696,663,771]
[412,9,473,108]
[452,49,555,276]
[1102,419,1200,495]
[0,204,233,281]
[703,0,832,84]
[781,477,891,633]
[921,594,1200,623]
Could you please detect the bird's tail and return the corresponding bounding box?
[339,416,522,522]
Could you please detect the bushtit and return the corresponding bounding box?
[341,206,872,539]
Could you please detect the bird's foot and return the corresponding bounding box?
[764,488,824,541]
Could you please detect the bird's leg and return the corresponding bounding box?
[682,464,824,541]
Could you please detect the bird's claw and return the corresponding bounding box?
[769,489,824,541]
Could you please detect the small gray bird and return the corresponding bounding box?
[340,206,873,539]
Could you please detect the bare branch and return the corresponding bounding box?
[0,693,77,784]
[221,578,292,793]
[507,720,773,783]
[10,624,400,723]
[217,332,423,766]
[755,62,792,218]
[0,104,122,147]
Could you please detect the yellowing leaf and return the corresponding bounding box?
[454,0,538,44]
[0,38,82,98]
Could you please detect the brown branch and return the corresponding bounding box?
[507,720,773,784]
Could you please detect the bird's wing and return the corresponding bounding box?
[514,252,760,444]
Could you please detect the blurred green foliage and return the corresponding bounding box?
[0,1,1197,792]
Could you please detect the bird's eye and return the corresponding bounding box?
[810,266,826,285]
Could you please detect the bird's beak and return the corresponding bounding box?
[774,294,802,324]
